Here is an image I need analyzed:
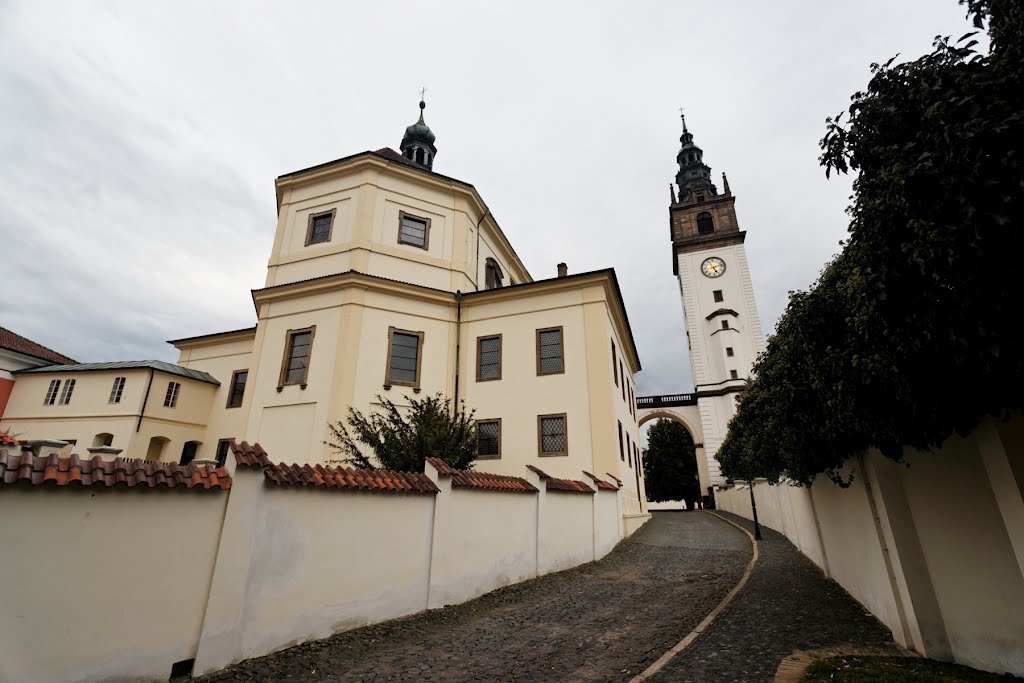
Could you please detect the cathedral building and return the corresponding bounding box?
[2,101,651,530]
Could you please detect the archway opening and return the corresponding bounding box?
[145,436,169,462]
[640,417,702,511]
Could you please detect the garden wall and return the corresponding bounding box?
[716,416,1024,677]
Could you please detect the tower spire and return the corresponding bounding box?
[674,111,717,202]
[401,90,437,170]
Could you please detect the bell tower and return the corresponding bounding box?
[670,113,766,487]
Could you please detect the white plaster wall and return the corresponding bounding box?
[428,487,537,608]
[194,469,434,675]
[0,487,228,683]
[539,492,595,574]
[595,489,622,558]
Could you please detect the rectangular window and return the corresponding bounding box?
[476,419,501,458]
[629,385,634,415]
[721,320,730,330]
[620,360,626,400]
[726,347,734,357]
[611,339,618,386]
[538,414,568,456]
[635,444,642,476]
[108,376,126,404]
[305,209,335,245]
[280,327,315,386]
[626,432,632,468]
[398,211,430,249]
[164,382,181,408]
[43,379,61,406]
[476,335,502,381]
[58,379,76,405]
[226,370,248,408]
[536,327,564,375]
[215,439,232,467]
[713,290,724,303]
[618,420,624,461]
[730,369,739,379]
[386,327,424,387]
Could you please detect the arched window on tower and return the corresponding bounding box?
[697,212,714,235]
[484,258,504,290]
[415,148,425,164]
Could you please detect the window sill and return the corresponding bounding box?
[475,455,501,460]
[539,453,568,458]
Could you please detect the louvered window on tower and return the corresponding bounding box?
[697,212,715,234]
[539,415,567,455]
[477,335,501,380]
[477,420,501,457]
[387,329,423,387]
[536,327,564,375]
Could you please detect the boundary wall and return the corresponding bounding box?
[0,443,631,682]
[716,416,1024,677]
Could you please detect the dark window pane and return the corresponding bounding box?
[389,332,420,383]
[478,421,500,456]
[541,416,566,453]
[216,440,231,467]
[538,329,562,373]
[44,379,60,405]
[286,332,312,383]
[400,217,427,247]
[478,337,500,379]
[309,214,332,244]
[697,212,714,234]
[228,371,248,407]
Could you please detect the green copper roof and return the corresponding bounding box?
[17,360,221,385]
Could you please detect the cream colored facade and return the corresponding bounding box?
[6,139,649,525]
[2,366,217,462]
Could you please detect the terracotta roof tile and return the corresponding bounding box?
[582,470,619,491]
[230,440,271,468]
[0,451,231,490]
[526,465,595,494]
[0,325,77,365]
[262,462,438,494]
[427,457,538,494]
[606,473,623,486]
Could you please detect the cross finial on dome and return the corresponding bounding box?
[679,106,688,132]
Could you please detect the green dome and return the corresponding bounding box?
[403,102,436,145]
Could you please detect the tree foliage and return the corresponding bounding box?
[326,393,477,472]
[643,419,700,506]
[718,0,1023,485]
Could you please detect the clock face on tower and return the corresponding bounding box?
[700,256,726,278]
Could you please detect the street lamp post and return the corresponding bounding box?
[747,479,763,540]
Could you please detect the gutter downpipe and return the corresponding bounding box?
[474,210,490,292]
[136,368,155,432]
[453,291,463,410]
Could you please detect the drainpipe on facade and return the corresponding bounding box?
[474,211,490,291]
[136,368,155,432]
[453,290,463,410]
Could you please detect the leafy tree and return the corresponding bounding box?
[719,0,1023,484]
[326,393,477,472]
[642,419,700,508]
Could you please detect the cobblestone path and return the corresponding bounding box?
[197,511,897,682]
[648,512,898,683]
[197,512,748,682]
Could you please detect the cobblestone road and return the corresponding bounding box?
[649,512,898,683]
[197,511,896,682]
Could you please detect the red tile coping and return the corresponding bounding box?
[262,462,439,495]
[230,440,271,468]
[582,470,619,491]
[0,451,231,490]
[427,457,538,494]
[606,472,623,487]
[526,464,595,495]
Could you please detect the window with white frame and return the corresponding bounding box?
[164,381,181,408]
[109,376,126,403]
[43,379,61,405]
[58,379,76,405]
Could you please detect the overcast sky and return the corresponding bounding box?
[0,0,975,396]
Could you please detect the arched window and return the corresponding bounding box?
[696,212,714,235]
[484,258,504,290]
[415,148,424,164]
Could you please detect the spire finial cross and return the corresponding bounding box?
[419,86,428,102]
[679,106,688,132]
